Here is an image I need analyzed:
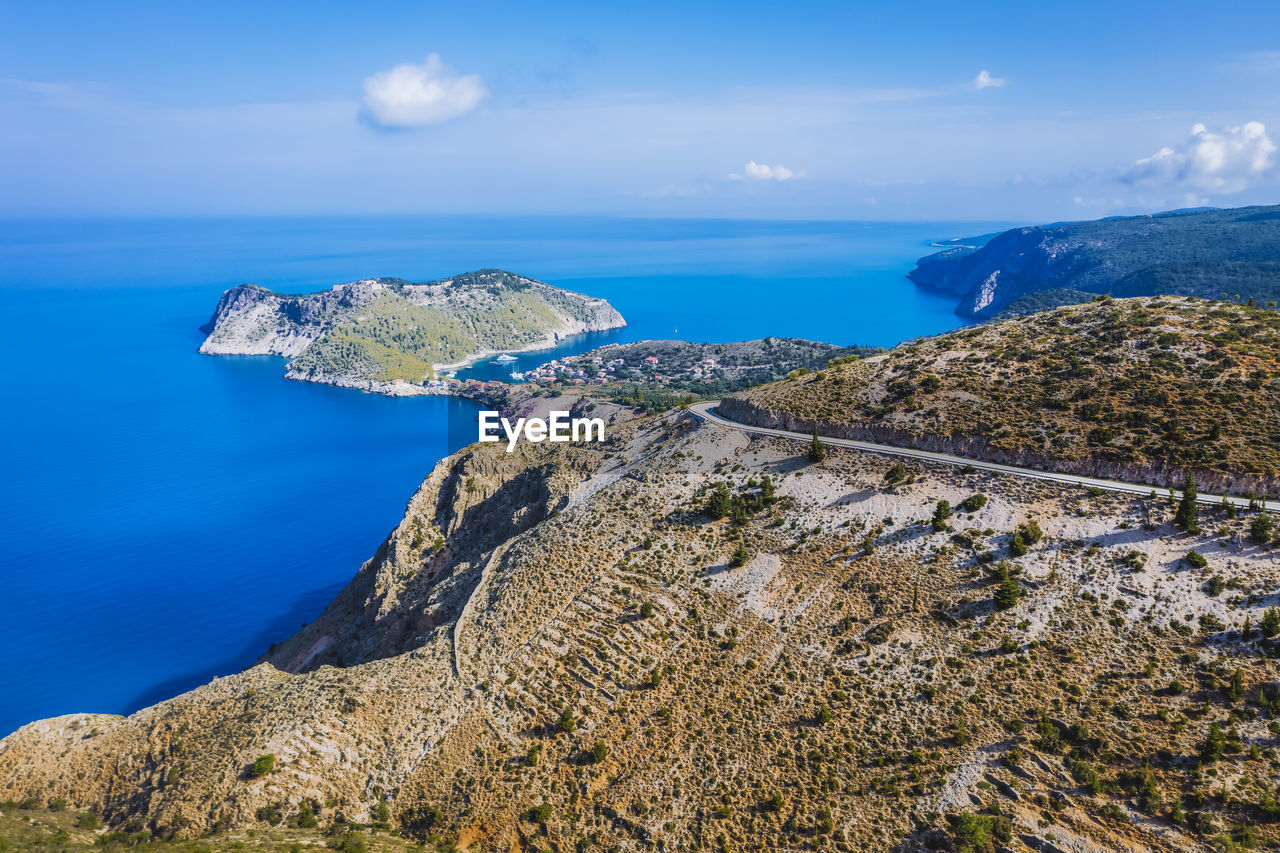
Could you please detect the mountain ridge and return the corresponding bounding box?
[909,204,1280,318]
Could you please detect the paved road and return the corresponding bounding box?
[687,400,1278,512]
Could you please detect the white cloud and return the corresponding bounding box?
[729,160,798,181]
[972,70,1007,90]
[1123,122,1276,193]
[361,54,487,128]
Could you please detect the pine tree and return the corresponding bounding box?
[808,428,826,463]
[994,568,1021,610]
[1227,668,1245,704]
[1261,606,1280,639]
[760,475,775,502]
[1174,473,1199,532]
[705,482,731,519]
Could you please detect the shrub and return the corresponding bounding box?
[1251,511,1274,543]
[248,754,275,778]
[524,804,553,823]
[931,500,952,531]
[1200,723,1226,763]
[557,707,577,733]
[336,830,367,853]
[949,812,1012,853]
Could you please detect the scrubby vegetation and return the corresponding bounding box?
[732,296,1280,490]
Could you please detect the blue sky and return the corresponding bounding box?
[4,0,1280,220]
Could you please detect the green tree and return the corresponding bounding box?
[931,499,952,531]
[1251,510,1274,543]
[1262,607,1280,639]
[248,754,275,778]
[705,483,731,519]
[1227,668,1245,704]
[1174,473,1199,532]
[1200,723,1225,763]
[994,568,1021,610]
[951,812,1011,853]
[808,428,826,463]
[1008,532,1028,557]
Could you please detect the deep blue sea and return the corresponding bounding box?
[0,216,1008,735]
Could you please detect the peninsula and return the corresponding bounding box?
[198,269,627,395]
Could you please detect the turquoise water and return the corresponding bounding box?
[0,216,1003,735]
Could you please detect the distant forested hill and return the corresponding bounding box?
[909,204,1280,319]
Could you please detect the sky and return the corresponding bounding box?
[3,0,1280,221]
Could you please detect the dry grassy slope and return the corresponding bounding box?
[725,296,1280,497]
[2,409,1280,852]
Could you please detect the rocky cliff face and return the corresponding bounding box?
[909,204,1280,318]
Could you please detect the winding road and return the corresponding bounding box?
[687,400,1279,512]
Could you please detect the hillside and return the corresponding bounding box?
[725,296,1280,497]
[524,338,882,398]
[909,205,1280,319]
[198,270,626,393]
[4,392,1280,851]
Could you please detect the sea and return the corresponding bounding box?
[0,215,1010,735]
